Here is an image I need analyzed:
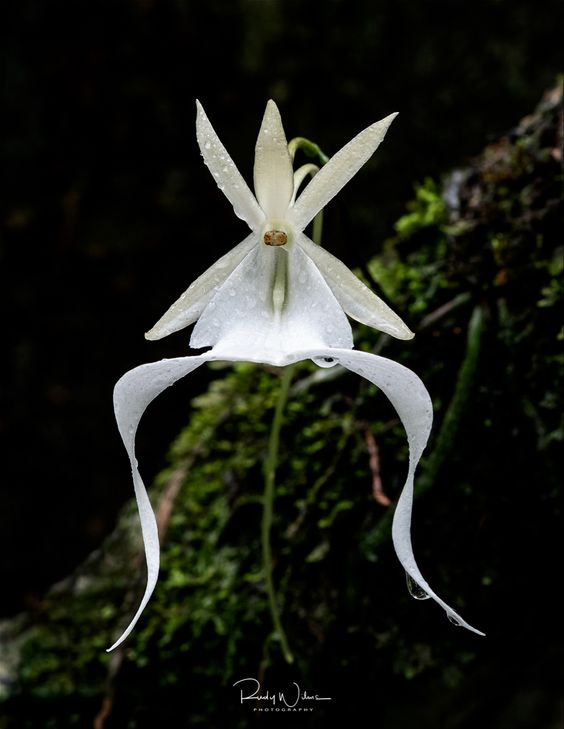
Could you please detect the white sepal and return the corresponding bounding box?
[196,101,264,229]
[145,233,257,340]
[253,100,294,219]
[289,113,398,231]
[298,233,414,340]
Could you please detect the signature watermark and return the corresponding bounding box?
[233,677,332,713]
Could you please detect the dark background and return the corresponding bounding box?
[0,0,561,665]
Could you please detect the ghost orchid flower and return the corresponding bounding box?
[109,100,483,651]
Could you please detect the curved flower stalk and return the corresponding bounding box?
[109,100,484,652]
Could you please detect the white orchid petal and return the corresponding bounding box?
[298,233,414,340]
[196,100,264,229]
[289,113,398,230]
[285,244,353,350]
[191,244,353,360]
[314,347,484,636]
[253,100,294,219]
[108,354,212,651]
[190,244,274,350]
[145,233,257,340]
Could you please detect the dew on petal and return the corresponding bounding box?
[447,614,462,627]
[312,355,338,368]
[406,572,431,600]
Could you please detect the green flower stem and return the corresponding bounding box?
[419,304,484,487]
[312,208,324,246]
[261,149,328,664]
[262,364,295,664]
[288,136,329,165]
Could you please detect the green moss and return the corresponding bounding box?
[394,177,447,237]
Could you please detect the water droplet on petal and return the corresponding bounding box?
[312,355,338,369]
[204,141,211,150]
[406,573,431,600]
[447,614,462,627]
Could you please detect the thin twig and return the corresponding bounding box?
[156,457,197,540]
[364,428,391,507]
[93,696,113,729]
[417,292,471,330]
[92,651,124,729]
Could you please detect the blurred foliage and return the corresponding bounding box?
[1,80,562,728]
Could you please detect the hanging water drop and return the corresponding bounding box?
[312,355,338,369]
[406,572,431,600]
[447,613,462,627]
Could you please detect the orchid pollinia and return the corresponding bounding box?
[109,99,484,652]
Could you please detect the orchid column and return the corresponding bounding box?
[109,99,484,652]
